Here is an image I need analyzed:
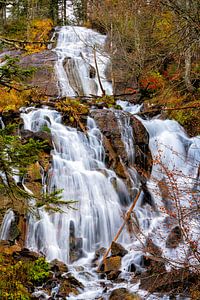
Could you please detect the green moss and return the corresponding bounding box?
[27,257,49,285]
[0,256,50,299]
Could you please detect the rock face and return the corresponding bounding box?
[19,50,59,97]
[90,109,152,193]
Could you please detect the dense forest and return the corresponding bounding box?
[0,1,199,300]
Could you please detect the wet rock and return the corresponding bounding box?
[141,238,165,272]
[59,275,84,298]
[128,263,136,273]
[69,220,84,262]
[111,241,128,257]
[95,247,107,258]
[90,109,152,185]
[166,226,182,248]
[107,270,121,280]
[43,278,59,293]
[50,259,68,275]
[102,256,121,273]
[92,247,107,267]
[8,216,20,243]
[73,265,84,272]
[109,288,140,300]
[89,64,96,78]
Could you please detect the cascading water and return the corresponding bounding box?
[21,108,130,263]
[1,1,199,298]
[118,100,200,268]
[54,26,112,97]
[0,209,15,241]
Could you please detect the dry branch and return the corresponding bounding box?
[97,189,141,271]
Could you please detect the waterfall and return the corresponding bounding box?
[21,109,130,263]
[0,209,15,241]
[117,100,200,267]
[54,26,112,97]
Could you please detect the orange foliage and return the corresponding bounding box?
[25,19,53,54]
[140,72,165,93]
[0,88,31,111]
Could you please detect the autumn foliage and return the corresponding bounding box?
[25,19,53,53]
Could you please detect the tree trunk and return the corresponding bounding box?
[184,0,194,92]
[0,2,6,27]
[184,46,194,92]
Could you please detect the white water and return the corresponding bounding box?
[118,100,200,269]
[1,2,199,298]
[54,26,112,97]
[21,108,130,263]
[0,209,15,241]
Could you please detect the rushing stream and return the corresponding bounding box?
[0,2,199,299]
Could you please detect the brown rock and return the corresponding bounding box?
[142,238,165,272]
[107,270,121,280]
[50,259,69,274]
[95,247,107,258]
[139,268,191,294]
[21,129,53,150]
[102,256,121,273]
[19,50,59,97]
[111,241,128,257]
[59,275,84,297]
[90,109,152,184]
[109,288,140,300]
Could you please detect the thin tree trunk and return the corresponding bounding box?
[94,46,105,96]
[184,45,194,92]
[97,189,141,271]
